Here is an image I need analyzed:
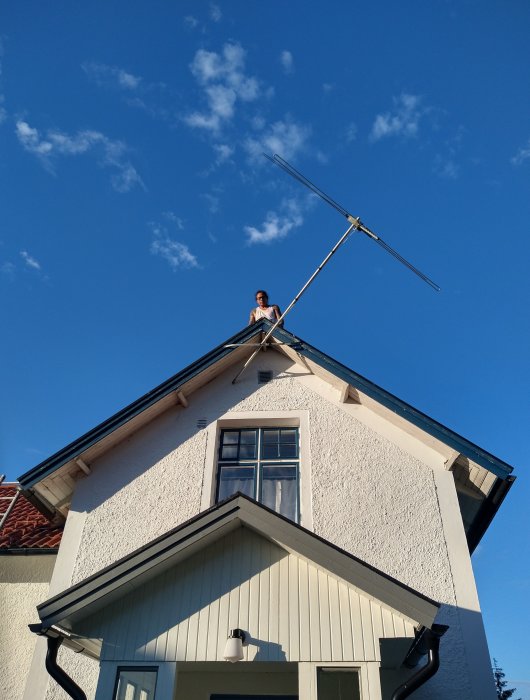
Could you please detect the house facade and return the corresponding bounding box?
[4,320,515,700]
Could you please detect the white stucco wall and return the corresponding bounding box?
[0,555,55,700]
[36,349,492,700]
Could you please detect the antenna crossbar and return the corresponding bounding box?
[231,154,440,383]
[266,154,440,292]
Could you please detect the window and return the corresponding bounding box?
[216,428,299,522]
[113,668,157,700]
[317,668,361,700]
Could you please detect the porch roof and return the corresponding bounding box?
[35,494,440,638]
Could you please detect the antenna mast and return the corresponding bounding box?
[232,154,439,384]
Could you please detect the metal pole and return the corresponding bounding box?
[232,220,358,384]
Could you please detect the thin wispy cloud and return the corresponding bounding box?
[185,42,260,133]
[433,155,459,179]
[162,211,184,229]
[82,61,141,90]
[20,250,41,270]
[370,93,424,141]
[202,192,220,214]
[511,139,530,165]
[209,3,222,22]
[1,261,15,280]
[433,126,464,179]
[149,221,200,270]
[280,50,294,74]
[15,120,144,192]
[244,197,304,245]
[245,117,310,162]
[82,61,170,120]
[213,143,234,164]
[184,15,199,29]
[345,122,357,143]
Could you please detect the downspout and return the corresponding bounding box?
[45,636,87,700]
[391,624,448,700]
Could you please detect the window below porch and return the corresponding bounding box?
[113,668,158,700]
[317,667,361,699]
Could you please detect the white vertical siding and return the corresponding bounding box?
[80,526,415,663]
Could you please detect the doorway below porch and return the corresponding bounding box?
[174,662,298,699]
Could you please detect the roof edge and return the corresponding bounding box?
[18,322,269,488]
[37,493,439,629]
[18,321,515,489]
[269,325,514,480]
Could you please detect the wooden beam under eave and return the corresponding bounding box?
[75,458,91,475]
[337,381,350,403]
[444,450,461,471]
[177,391,189,408]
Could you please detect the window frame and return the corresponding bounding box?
[216,427,300,522]
[112,666,158,700]
[201,411,312,530]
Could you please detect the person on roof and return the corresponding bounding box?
[249,290,283,326]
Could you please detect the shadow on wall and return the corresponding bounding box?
[380,605,496,700]
[249,639,287,662]
[78,526,292,662]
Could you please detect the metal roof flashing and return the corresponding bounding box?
[35,494,440,636]
[18,321,514,503]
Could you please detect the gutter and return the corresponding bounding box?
[29,624,92,700]
[0,548,59,555]
[392,624,448,700]
[45,636,87,700]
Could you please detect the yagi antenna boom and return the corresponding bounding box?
[265,154,440,292]
[232,154,440,383]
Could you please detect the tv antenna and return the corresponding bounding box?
[232,154,439,384]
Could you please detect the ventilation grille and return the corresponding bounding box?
[258,370,273,384]
[196,418,207,430]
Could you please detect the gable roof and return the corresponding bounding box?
[18,319,514,490]
[17,321,515,551]
[34,493,440,640]
[0,483,62,552]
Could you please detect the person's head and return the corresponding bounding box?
[255,290,268,307]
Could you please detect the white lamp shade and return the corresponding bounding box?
[223,634,244,662]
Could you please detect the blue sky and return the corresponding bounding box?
[1,0,529,692]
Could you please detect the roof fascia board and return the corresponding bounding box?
[467,475,516,552]
[37,495,438,630]
[38,500,242,625]
[18,323,268,488]
[19,321,513,488]
[0,548,59,555]
[269,326,513,480]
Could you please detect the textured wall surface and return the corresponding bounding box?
[40,349,484,699]
[0,556,55,700]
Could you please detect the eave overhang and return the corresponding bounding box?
[36,494,440,636]
[19,320,514,491]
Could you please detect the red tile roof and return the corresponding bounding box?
[0,483,63,550]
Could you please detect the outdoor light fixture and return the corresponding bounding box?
[223,628,246,662]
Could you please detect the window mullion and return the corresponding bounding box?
[256,428,262,500]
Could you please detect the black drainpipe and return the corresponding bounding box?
[45,636,87,700]
[391,624,448,700]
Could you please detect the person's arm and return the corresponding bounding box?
[249,309,256,325]
[273,305,284,326]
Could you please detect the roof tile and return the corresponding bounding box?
[0,484,63,550]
